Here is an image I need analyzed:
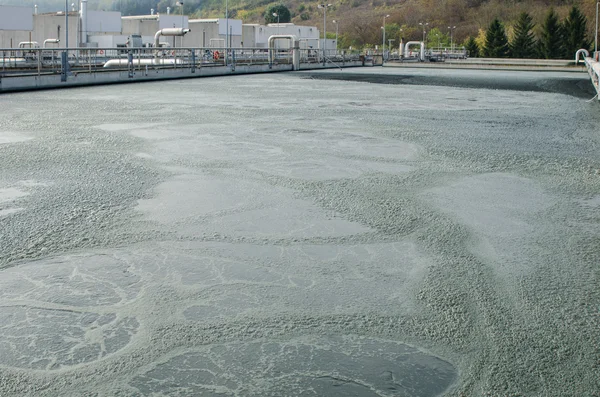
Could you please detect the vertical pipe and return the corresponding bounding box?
[382,17,385,58]
[80,0,87,46]
[225,0,229,66]
[65,0,69,50]
[594,1,600,61]
[323,6,326,65]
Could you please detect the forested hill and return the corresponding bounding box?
[3,0,596,52]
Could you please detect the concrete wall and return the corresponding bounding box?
[242,23,324,50]
[122,17,159,37]
[0,61,364,93]
[0,14,79,49]
[187,20,242,48]
[87,11,122,33]
[0,12,331,51]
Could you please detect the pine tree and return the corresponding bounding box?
[465,36,480,57]
[538,8,563,59]
[562,6,589,59]
[510,12,536,58]
[483,19,509,58]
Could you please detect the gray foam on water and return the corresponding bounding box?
[0,68,598,396]
[131,335,457,396]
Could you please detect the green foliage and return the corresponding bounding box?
[465,36,480,57]
[384,23,404,45]
[510,12,536,58]
[427,27,450,48]
[297,4,305,12]
[265,4,291,23]
[538,8,563,59]
[483,18,509,57]
[562,6,589,59]
[300,13,310,20]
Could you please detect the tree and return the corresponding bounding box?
[465,36,480,57]
[483,18,509,57]
[538,8,563,59]
[510,12,536,58]
[426,27,449,48]
[562,6,589,59]
[264,4,291,24]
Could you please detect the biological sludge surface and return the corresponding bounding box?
[0,67,599,396]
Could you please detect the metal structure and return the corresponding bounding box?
[596,1,599,60]
[318,3,332,65]
[382,14,390,59]
[419,22,428,43]
[332,20,339,52]
[0,45,362,74]
[448,25,456,52]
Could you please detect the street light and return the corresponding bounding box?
[382,14,390,59]
[225,0,229,65]
[419,22,428,43]
[318,3,332,65]
[65,0,68,49]
[332,20,339,53]
[176,1,184,47]
[594,1,600,61]
[448,25,456,52]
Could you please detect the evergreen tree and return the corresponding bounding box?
[538,8,563,59]
[483,18,509,57]
[265,4,291,24]
[510,12,536,58]
[465,36,480,57]
[562,6,589,59]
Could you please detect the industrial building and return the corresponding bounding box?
[0,2,336,51]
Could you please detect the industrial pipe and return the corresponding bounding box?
[80,0,88,45]
[18,41,40,48]
[268,35,300,70]
[404,41,424,61]
[43,39,60,48]
[575,48,589,65]
[154,28,191,48]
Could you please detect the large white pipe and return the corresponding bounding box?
[43,38,60,48]
[154,28,191,48]
[19,41,39,48]
[268,35,300,69]
[80,0,87,45]
[104,58,184,68]
[404,41,424,61]
[575,48,589,65]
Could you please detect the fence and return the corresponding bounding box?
[0,46,364,76]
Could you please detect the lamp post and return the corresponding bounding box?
[595,1,599,60]
[419,22,428,43]
[65,0,69,50]
[332,20,338,53]
[225,0,228,65]
[382,14,390,60]
[448,25,456,52]
[318,3,332,65]
[176,2,184,47]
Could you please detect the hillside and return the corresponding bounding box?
[119,0,599,49]
[2,0,596,49]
